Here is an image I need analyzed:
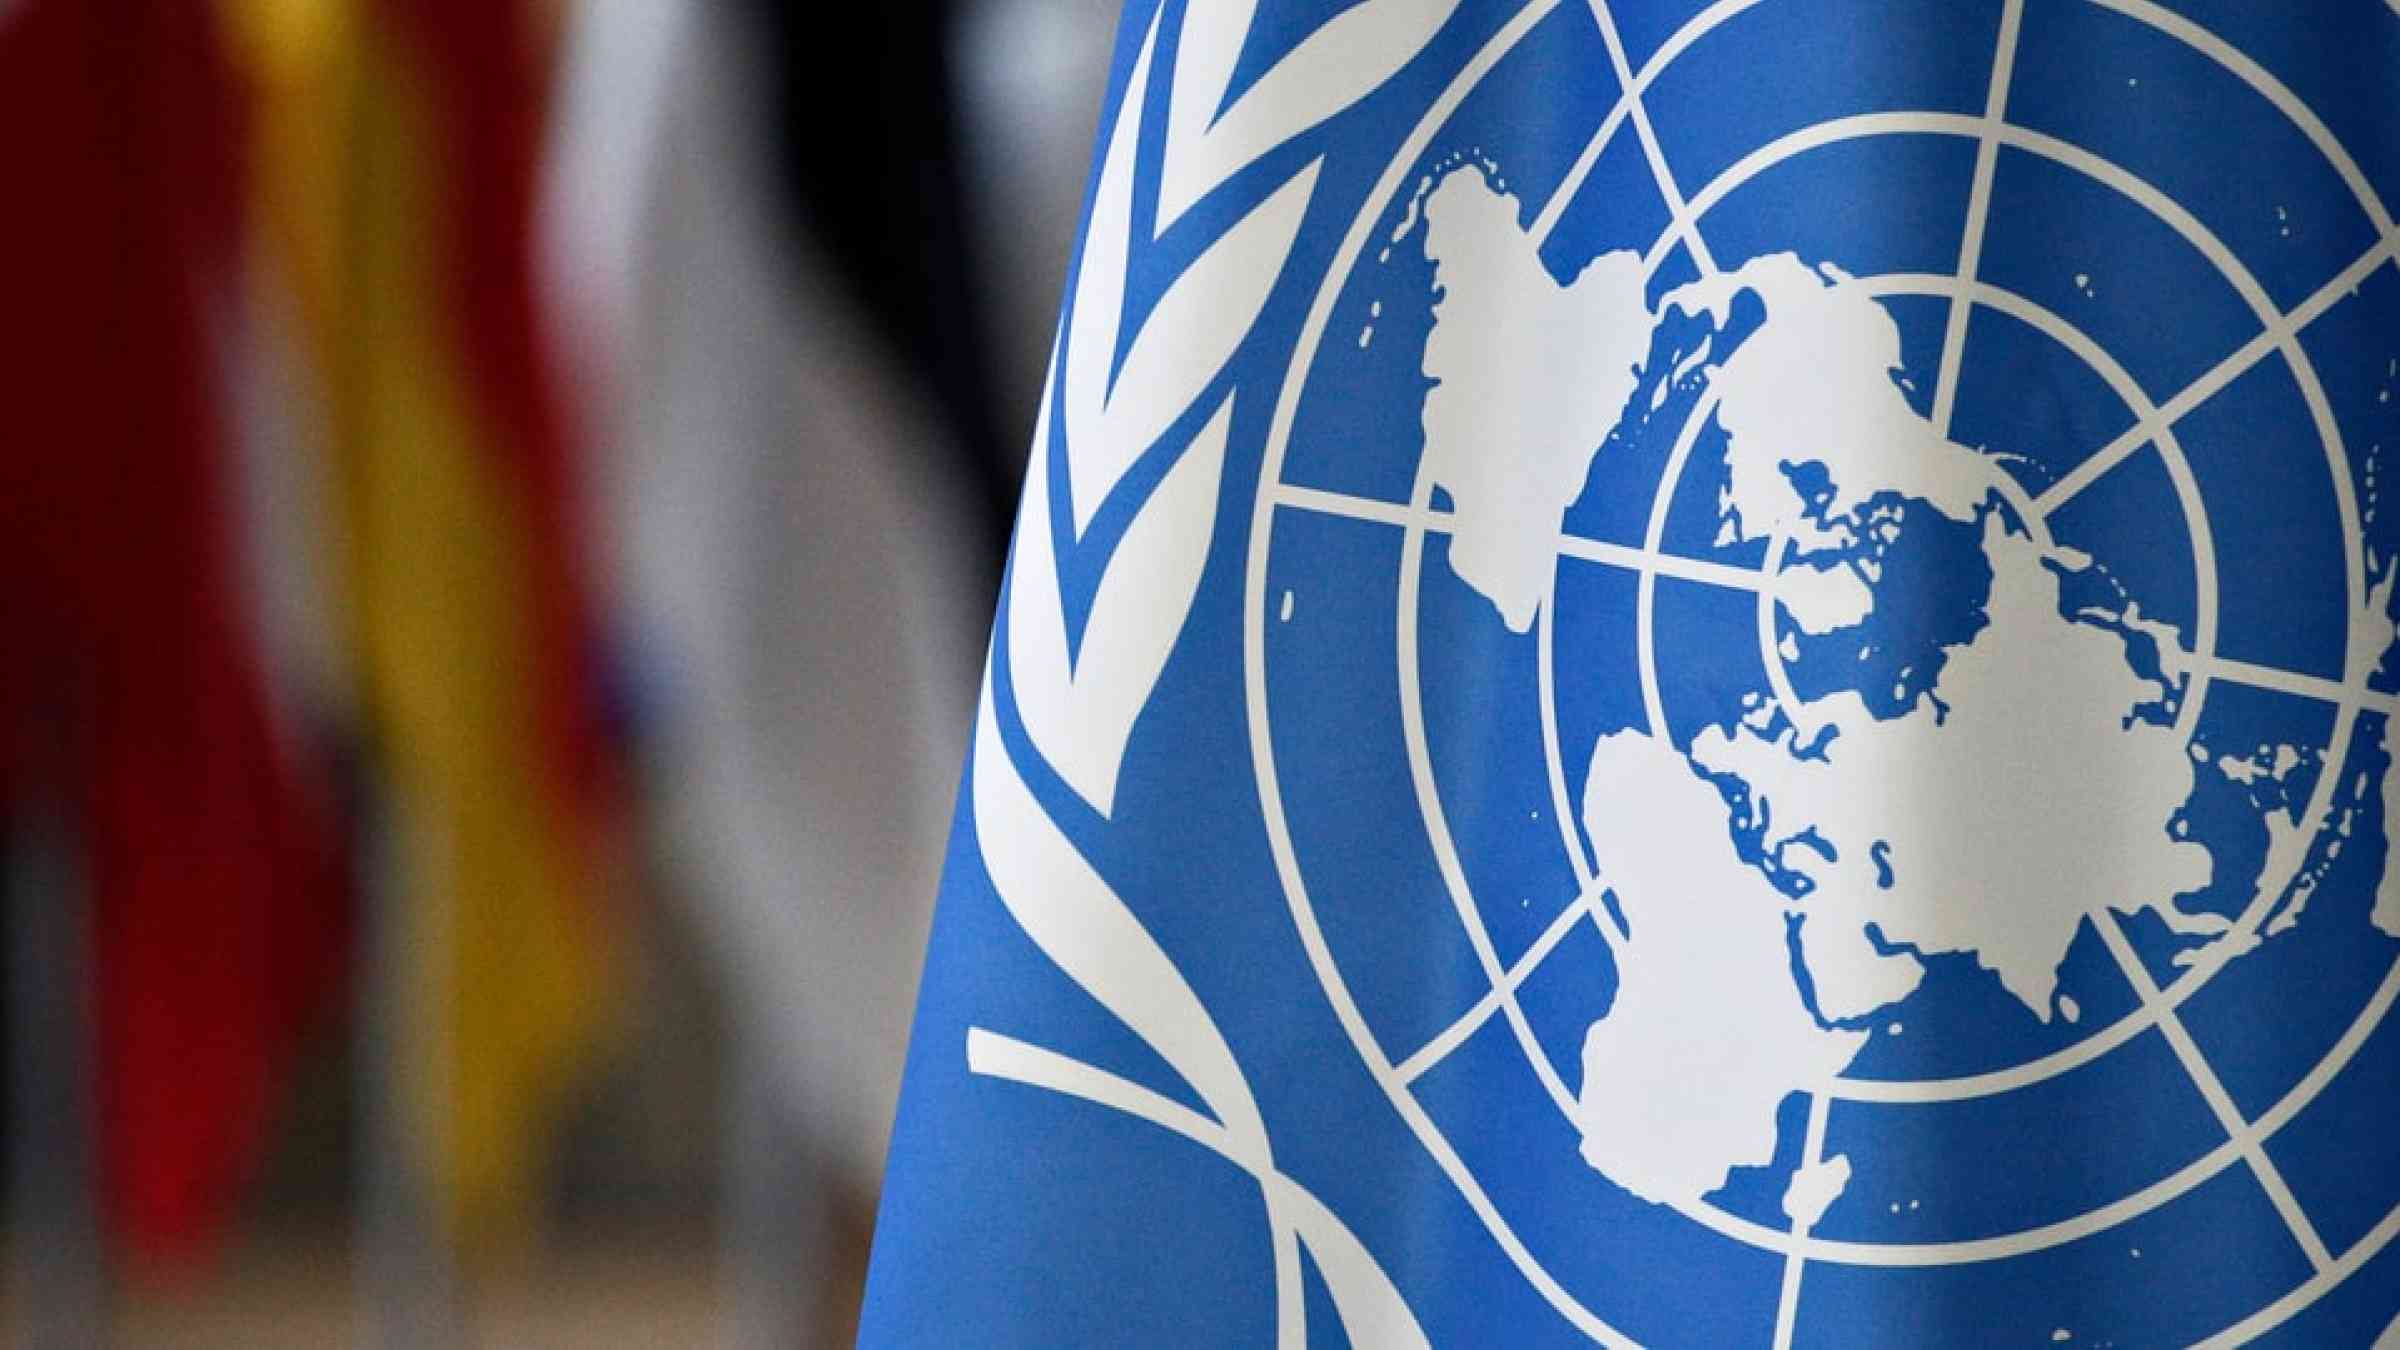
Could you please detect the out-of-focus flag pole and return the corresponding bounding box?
[293,0,626,1312]
[720,1031,818,1349]
[6,0,354,1288]
[585,11,823,1344]
[6,806,103,1350]
[354,795,461,1350]
[553,0,914,1340]
[207,2,462,1339]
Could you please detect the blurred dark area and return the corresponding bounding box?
[0,0,1114,1343]
[746,0,1023,557]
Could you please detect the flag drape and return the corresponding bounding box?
[0,0,349,1265]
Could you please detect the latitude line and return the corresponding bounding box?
[2188,959,2400,1344]
[1531,0,1778,247]
[1530,101,1632,245]
[2091,0,2393,240]
[1393,881,1607,1085]
[2033,232,2400,516]
[1240,0,2400,1307]
[1930,0,2027,438]
[2092,916,2337,1272]
[1582,0,1719,274]
[1271,483,2399,719]
[1245,3,1653,1340]
[1771,1092,1834,1350]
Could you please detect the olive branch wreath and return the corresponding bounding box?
[961,0,1459,1342]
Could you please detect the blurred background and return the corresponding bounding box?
[0,0,1116,1342]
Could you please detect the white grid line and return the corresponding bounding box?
[2033,233,2399,516]
[1271,483,2396,718]
[1930,0,2026,437]
[1772,1092,1835,1350]
[1583,0,1719,274]
[2092,917,2336,1271]
[1393,883,1608,1085]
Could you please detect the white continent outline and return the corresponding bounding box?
[1243,0,2400,1344]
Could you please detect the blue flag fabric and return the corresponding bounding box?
[862,1,2400,1343]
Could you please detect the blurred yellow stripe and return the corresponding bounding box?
[224,0,613,1252]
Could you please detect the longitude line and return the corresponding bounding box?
[1771,1092,1834,1350]
[1582,0,1717,274]
[1396,884,1606,1084]
[2035,234,2398,516]
[2094,917,2336,1271]
[2200,652,2400,716]
[1931,0,2027,437]
[1531,104,1631,245]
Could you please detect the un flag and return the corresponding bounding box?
[863,1,2400,1343]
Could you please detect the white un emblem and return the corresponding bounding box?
[1244,0,2400,1343]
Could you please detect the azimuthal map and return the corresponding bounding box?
[859,0,2400,1342]
[1247,0,2400,1342]
[1416,160,2400,1225]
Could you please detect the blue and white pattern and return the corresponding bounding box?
[863,1,2400,1344]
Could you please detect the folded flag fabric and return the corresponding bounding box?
[0,0,625,1270]
[863,0,2400,1344]
[0,0,351,1267]
[226,0,628,1252]
[292,0,627,1249]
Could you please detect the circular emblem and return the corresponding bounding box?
[1244,1,2400,1342]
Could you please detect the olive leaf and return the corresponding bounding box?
[1160,0,1458,229]
[1009,385,1230,816]
[969,682,1430,1346]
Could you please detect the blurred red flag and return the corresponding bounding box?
[0,0,350,1266]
